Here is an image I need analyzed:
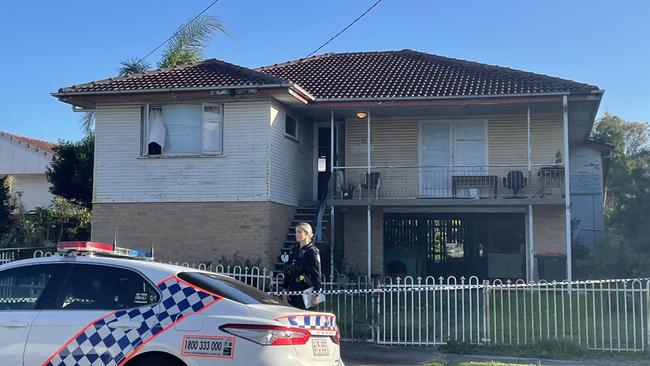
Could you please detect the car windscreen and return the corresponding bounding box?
[178,272,282,305]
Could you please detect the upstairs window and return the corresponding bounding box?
[285,114,298,140]
[143,103,223,156]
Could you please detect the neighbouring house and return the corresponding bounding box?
[0,131,56,212]
[53,50,608,281]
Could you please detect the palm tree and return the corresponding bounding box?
[80,15,226,134]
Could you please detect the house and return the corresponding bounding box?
[0,131,56,211]
[53,50,607,282]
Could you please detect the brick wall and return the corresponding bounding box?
[91,202,294,269]
[533,205,567,255]
[342,206,384,276]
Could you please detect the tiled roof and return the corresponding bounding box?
[57,59,288,94]
[257,50,600,100]
[56,50,600,101]
[0,131,56,154]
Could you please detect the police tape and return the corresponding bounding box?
[271,285,486,296]
[269,277,650,296]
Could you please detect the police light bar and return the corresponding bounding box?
[57,241,154,260]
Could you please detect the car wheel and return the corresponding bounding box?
[132,355,183,366]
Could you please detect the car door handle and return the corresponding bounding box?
[0,321,29,328]
[108,321,141,330]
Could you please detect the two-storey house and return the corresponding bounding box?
[54,50,606,281]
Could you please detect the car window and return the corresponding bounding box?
[55,264,159,310]
[178,272,282,305]
[0,264,65,311]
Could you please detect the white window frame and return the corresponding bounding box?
[418,119,488,197]
[284,114,299,141]
[141,103,224,157]
[201,103,224,155]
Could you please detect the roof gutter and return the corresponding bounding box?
[51,83,293,98]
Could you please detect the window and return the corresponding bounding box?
[178,272,282,305]
[453,121,487,166]
[55,264,159,310]
[285,114,298,140]
[143,103,223,156]
[0,264,65,311]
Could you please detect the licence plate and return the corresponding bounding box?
[312,338,329,356]
[181,335,235,358]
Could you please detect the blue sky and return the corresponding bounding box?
[1,0,648,143]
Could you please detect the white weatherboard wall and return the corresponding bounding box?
[10,174,53,211]
[269,102,313,206]
[0,135,53,210]
[94,101,271,203]
[0,135,51,174]
[569,144,605,249]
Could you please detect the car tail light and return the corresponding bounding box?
[220,324,311,346]
[331,331,340,344]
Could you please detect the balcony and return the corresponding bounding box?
[331,165,565,205]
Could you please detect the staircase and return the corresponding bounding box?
[274,203,330,275]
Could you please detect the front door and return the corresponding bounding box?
[316,126,342,201]
[420,122,450,196]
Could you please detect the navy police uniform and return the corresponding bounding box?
[282,242,322,309]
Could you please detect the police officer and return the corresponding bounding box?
[281,222,322,309]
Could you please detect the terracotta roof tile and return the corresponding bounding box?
[57,59,288,94]
[0,131,56,154]
[257,50,599,99]
[55,50,599,101]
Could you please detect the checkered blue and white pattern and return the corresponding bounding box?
[286,315,337,331]
[43,277,219,366]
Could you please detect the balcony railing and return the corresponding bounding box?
[332,165,565,201]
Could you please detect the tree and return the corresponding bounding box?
[0,176,15,236]
[80,15,226,134]
[586,113,650,278]
[46,134,94,208]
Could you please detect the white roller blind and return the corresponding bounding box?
[454,121,486,166]
[162,105,202,154]
[203,104,223,154]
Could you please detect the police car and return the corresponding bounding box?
[0,242,343,366]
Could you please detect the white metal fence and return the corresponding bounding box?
[2,253,648,352]
[168,262,650,352]
[375,276,650,352]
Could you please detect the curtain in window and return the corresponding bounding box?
[203,122,221,154]
[162,106,202,154]
[454,121,486,167]
[148,108,166,150]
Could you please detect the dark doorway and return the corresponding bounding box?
[317,127,339,201]
[383,213,526,280]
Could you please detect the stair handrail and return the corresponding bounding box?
[315,173,332,243]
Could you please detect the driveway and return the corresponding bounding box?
[340,342,650,366]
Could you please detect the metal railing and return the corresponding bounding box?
[375,276,650,352]
[332,164,565,200]
[0,246,56,264]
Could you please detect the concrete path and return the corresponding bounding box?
[340,342,650,366]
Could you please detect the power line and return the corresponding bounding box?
[136,0,222,65]
[306,0,384,58]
